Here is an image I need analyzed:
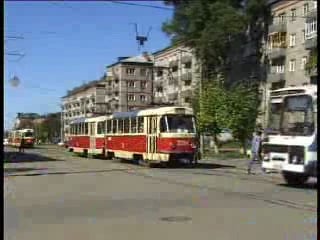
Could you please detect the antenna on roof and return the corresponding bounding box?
[131,23,152,52]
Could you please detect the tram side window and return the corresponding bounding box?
[118,119,124,133]
[131,118,137,133]
[112,120,117,133]
[80,123,83,135]
[97,121,106,134]
[137,117,144,133]
[124,118,130,133]
[106,120,112,133]
[84,123,88,135]
[77,123,81,135]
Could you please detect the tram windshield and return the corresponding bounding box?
[280,95,315,136]
[160,115,196,133]
[23,131,34,137]
[268,102,282,133]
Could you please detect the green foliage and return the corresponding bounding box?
[305,49,317,74]
[197,81,228,135]
[225,83,260,150]
[162,0,268,76]
[35,112,61,142]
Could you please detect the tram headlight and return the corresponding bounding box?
[263,152,270,162]
[170,143,177,150]
[290,155,304,164]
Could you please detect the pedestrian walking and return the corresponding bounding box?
[247,130,263,174]
[19,137,25,153]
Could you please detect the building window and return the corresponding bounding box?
[141,81,147,89]
[185,80,192,86]
[305,20,317,39]
[126,68,135,76]
[278,13,285,23]
[157,70,163,77]
[128,81,135,87]
[303,3,309,16]
[140,95,147,102]
[172,66,178,72]
[156,86,163,93]
[114,91,119,96]
[268,32,286,49]
[184,61,192,69]
[301,57,307,70]
[128,94,135,101]
[277,64,285,73]
[290,9,296,21]
[289,59,296,72]
[140,69,147,76]
[289,34,296,47]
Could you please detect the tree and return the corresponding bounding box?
[162,0,269,78]
[18,119,35,129]
[196,80,228,153]
[226,82,260,154]
[305,48,317,75]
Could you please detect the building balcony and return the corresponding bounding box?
[305,36,317,49]
[180,89,193,98]
[169,60,178,68]
[269,22,287,34]
[267,72,285,83]
[181,55,192,64]
[168,76,178,85]
[306,7,317,19]
[181,72,192,81]
[168,92,178,101]
[267,47,286,59]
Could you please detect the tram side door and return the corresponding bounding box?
[89,122,96,151]
[147,116,158,160]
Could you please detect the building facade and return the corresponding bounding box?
[266,0,317,90]
[61,80,107,136]
[105,54,154,112]
[152,44,201,107]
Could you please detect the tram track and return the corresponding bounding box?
[120,167,316,213]
[5,146,316,212]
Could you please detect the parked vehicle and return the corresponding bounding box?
[3,138,9,145]
[217,128,233,142]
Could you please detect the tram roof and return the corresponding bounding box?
[111,106,194,118]
[69,107,194,124]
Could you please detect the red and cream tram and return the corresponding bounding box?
[68,106,198,166]
[68,116,107,155]
[8,128,36,148]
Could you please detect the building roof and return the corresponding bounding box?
[106,54,153,68]
[62,80,106,98]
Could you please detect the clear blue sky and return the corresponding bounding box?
[4,1,173,130]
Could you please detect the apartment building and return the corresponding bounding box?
[61,80,107,135]
[14,113,42,129]
[266,0,317,90]
[105,53,154,112]
[152,44,201,107]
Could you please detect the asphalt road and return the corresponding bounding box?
[4,145,317,240]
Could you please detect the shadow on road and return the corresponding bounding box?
[4,167,48,174]
[165,162,236,169]
[5,168,128,177]
[277,182,317,190]
[117,159,236,170]
[4,151,65,163]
